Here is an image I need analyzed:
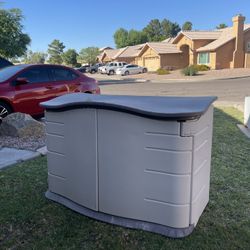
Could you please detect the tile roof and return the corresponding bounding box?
[181,31,222,40]
[99,46,113,52]
[97,52,104,60]
[172,31,222,43]
[145,42,182,54]
[103,48,127,59]
[197,24,250,52]
[118,44,145,58]
[162,37,175,43]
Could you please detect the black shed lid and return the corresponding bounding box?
[41,93,217,121]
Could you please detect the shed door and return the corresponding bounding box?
[144,57,159,71]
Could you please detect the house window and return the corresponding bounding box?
[198,53,210,64]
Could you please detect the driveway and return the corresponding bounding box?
[99,78,250,109]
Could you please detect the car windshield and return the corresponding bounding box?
[0,65,28,82]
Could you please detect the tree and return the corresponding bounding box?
[182,21,193,31]
[113,18,182,46]
[114,28,129,48]
[78,47,99,65]
[127,29,148,46]
[216,23,228,29]
[22,50,47,64]
[143,19,163,42]
[161,19,181,38]
[47,39,65,64]
[0,7,31,59]
[62,49,78,67]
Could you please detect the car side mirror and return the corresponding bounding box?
[15,77,29,85]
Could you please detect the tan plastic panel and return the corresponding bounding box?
[181,106,214,226]
[45,105,214,230]
[46,109,98,211]
[98,110,192,228]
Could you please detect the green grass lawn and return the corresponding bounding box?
[0,107,250,250]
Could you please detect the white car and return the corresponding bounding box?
[99,61,127,75]
[98,64,107,74]
[116,64,147,76]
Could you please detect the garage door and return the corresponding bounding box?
[144,57,160,71]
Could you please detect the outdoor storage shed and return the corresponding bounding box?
[41,94,217,238]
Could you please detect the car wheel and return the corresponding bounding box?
[91,69,95,74]
[109,70,115,75]
[124,71,129,76]
[0,102,12,123]
[142,68,147,73]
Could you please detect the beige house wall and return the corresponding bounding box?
[136,47,160,71]
[175,36,214,65]
[135,57,143,66]
[175,36,194,65]
[215,39,235,69]
[209,52,217,69]
[116,57,135,64]
[102,54,112,63]
[160,53,186,69]
[192,40,216,65]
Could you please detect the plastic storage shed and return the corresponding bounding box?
[41,94,217,238]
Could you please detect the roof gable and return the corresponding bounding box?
[197,24,250,52]
[102,48,127,60]
[118,44,145,58]
[172,30,222,44]
[138,42,182,56]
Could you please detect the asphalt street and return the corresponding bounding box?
[99,77,250,107]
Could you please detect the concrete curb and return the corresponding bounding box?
[0,146,47,170]
[137,75,250,84]
[0,150,41,170]
[216,75,250,81]
[36,146,47,155]
[237,124,250,138]
[134,79,150,83]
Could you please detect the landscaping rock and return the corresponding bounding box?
[0,112,45,137]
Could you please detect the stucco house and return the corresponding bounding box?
[135,42,184,71]
[98,15,250,71]
[137,15,250,71]
[98,45,144,64]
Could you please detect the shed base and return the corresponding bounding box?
[45,190,194,238]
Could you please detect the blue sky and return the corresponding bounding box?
[4,0,250,52]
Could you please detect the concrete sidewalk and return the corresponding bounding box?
[0,146,47,170]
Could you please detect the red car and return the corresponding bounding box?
[0,64,100,121]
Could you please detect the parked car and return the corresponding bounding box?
[98,64,108,74]
[0,64,100,121]
[0,57,13,70]
[86,63,104,74]
[116,64,148,76]
[75,65,90,73]
[100,62,128,75]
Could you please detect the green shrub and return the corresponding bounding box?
[193,64,210,71]
[182,65,198,76]
[156,68,170,75]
